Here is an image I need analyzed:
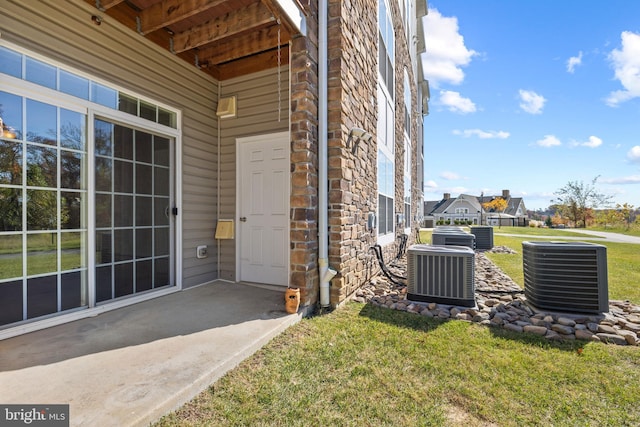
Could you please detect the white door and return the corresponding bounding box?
[237,132,289,286]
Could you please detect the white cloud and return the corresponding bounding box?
[600,175,640,184]
[566,51,583,73]
[440,171,460,180]
[453,129,510,139]
[519,90,546,114]
[439,90,476,113]
[628,145,640,162]
[421,8,478,87]
[606,31,640,107]
[535,135,561,147]
[425,180,438,189]
[572,135,603,148]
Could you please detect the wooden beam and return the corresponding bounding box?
[197,25,290,65]
[139,0,229,35]
[173,2,275,53]
[99,0,125,10]
[217,46,290,80]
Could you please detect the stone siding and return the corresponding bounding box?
[290,1,320,306]
[326,0,422,306]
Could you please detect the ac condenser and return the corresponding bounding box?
[407,244,475,307]
[523,241,608,314]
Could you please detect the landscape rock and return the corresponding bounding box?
[575,329,595,341]
[597,333,628,346]
[617,329,638,345]
[523,325,548,336]
[551,324,574,335]
[597,324,618,335]
[504,323,523,333]
[557,317,577,327]
[357,245,640,347]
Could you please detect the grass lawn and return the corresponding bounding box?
[155,226,640,426]
[156,303,640,426]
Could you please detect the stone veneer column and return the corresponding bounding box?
[289,2,320,307]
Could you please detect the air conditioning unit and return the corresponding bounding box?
[434,226,465,232]
[523,241,608,314]
[431,231,476,249]
[470,226,493,250]
[407,244,475,307]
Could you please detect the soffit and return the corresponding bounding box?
[86,0,306,80]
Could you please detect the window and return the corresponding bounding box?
[455,208,469,214]
[0,46,177,129]
[378,0,395,99]
[0,43,178,328]
[402,72,412,231]
[404,71,412,138]
[377,80,395,242]
[397,0,413,41]
[0,91,88,323]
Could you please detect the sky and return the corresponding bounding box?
[420,0,640,211]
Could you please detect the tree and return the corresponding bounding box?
[552,176,613,228]
[482,197,508,228]
[617,203,635,230]
[596,209,623,229]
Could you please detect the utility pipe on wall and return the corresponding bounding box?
[318,0,334,307]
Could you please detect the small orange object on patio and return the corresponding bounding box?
[285,287,300,314]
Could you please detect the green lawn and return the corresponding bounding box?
[156,303,640,426]
[154,226,640,426]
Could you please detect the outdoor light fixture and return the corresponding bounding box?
[347,127,373,154]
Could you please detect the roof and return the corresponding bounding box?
[505,197,525,215]
[425,193,527,216]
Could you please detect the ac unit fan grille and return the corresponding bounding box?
[407,245,475,307]
[470,226,493,250]
[522,242,608,314]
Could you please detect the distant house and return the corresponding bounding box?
[424,190,528,227]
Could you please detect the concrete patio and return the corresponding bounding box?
[0,281,303,426]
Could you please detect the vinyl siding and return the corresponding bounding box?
[217,67,291,281]
[1,0,219,289]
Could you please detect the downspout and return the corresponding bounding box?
[318,0,335,307]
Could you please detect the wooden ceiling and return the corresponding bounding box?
[85,0,305,80]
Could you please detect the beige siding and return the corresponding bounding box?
[1,0,220,288]
[217,67,291,281]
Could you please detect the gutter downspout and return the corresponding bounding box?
[318,0,335,307]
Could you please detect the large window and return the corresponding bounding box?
[377,85,395,241]
[403,72,412,232]
[0,92,88,324]
[378,0,396,244]
[0,44,177,328]
[0,45,177,129]
[378,0,395,99]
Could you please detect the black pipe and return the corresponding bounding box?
[370,244,406,285]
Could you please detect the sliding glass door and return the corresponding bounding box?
[0,44,179,329]
[94,118,174,303]
[0,98,175,328]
